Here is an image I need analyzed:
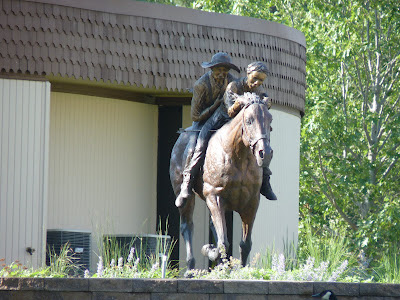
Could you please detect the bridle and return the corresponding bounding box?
[241,102,270,153]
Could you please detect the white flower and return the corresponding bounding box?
[118,257,123,268]
[127,247,135,264]
[97,256,104,277]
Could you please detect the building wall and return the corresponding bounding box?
[48,92,158,268]
[0,0,306,270]
[0,78,50,268]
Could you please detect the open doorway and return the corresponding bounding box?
[157,106,182,265]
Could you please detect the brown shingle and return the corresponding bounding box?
[72,62,80,78]
[80,63,87,79]
[43,56,52,74]
[88,63,95,80]
[0,56,9,71]
[105,52,112,68]
[19,55,28,71]
[57,5,67,20]
[35,2,45,17]
[20,1,35,16]
[91,49,99,65]
[112,54,119,69]
[2,0,12,14]
[27,56,35,72]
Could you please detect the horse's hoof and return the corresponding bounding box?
[184,270,194,278]
[201,244,213,256]
[187,258,196,270]
[201,244,220,261]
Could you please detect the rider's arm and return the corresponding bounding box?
[191,82,220,122]
[224,82,242,118]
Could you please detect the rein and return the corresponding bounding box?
[241,102,269,153]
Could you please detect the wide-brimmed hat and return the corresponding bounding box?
[201,52,240,73]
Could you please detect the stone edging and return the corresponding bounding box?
[1,278,400,299]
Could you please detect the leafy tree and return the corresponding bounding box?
[294,0,400,258]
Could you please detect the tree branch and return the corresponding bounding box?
[382,155,400,180]
[377,129,392,153]
[316,148,358,230]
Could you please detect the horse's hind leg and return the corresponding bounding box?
[202,195,229,261]
[179,194,196,271]
[239,209,257,266]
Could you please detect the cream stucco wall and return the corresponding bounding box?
[48,92,158,269]
[0,78,50,268]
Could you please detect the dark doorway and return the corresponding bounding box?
[157,106,182,265]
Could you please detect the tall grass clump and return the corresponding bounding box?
[297,217,358,278]
[46,242,81,277]
[90,221,177,278]
[373,246,400,283]
[101,234,135,268]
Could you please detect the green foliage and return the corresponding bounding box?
[295,0,400,258]
[0,243,80,278]
[0,261,33,277]
[297,217,358,275]
[373,246,400,284]
[46,243,81,277]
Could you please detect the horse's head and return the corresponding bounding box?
[240,93,273,167]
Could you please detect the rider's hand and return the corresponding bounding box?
[236,97,247,107]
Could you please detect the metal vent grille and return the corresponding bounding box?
[104,234,171,258]
[46,230,91,274]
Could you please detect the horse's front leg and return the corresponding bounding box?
[239,208,257,266]
[202,195,229,262]
[179,194,196,273]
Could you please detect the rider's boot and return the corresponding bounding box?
[260,167,277,200]
[175,171,194,208]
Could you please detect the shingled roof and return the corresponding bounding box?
[0,0,306,112]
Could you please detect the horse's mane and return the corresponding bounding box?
[216,92,269,138]
[235,92,267,106]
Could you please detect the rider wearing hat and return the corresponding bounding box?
[224,61,277,200]
[175,52,240,208]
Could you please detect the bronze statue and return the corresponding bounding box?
[174,52,240,209]
[224,62,277,200]
[170,91,273,270]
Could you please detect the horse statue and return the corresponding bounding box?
[170,92,273,270]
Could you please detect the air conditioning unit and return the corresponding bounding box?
[103,234,171,259]
[46,229,91,274]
